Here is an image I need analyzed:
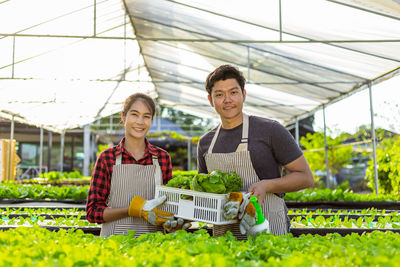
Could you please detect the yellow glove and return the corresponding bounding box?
[129,195,174,226]
[128,195,191,231]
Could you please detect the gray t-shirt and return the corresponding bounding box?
[197,115,302,180]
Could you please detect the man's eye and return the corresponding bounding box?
[144,116,151,119]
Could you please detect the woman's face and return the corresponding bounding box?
[122,99,152,140]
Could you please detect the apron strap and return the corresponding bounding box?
[236,113,249,152]
[152,155,163,186]
[115,154,122,165]
[208,113,250,153]
[208,124,222,154]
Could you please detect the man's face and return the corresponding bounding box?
[208,78,246,122]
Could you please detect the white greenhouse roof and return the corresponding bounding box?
[0,0,399,132]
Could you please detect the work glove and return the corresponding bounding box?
[223,192,257,235]
[163,217,192,232]
[128,195,191,231]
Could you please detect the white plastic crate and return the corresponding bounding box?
[155,185,238,225]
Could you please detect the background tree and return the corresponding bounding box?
[300,131,353,186]
[365,136,400,196]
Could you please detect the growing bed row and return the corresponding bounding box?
[0,227,399,266]
[1,207,400,233]
[1,182,399,203]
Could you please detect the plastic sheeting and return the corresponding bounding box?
[0,0,399,132]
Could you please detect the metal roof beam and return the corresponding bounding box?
[142,52,344,98]
[0,23,129,70]
[2,33,399,44]
[164,0,400,63]
[158,41,352,94]
[130,15,370,80]
[284,67,400,125]
[326,0,400,21]
[0,0,109,41]
[150,38,364,84]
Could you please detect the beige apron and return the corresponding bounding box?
[100,154,164,238]
[205,113,288,239]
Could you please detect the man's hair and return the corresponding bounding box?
[205,64,246,96]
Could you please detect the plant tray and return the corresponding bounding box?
[155,185,237,225]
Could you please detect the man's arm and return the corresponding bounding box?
[196,139,208,174]
[247,155,314,205]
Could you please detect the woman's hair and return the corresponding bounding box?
[205,64,246,96]
[121,93,156,120]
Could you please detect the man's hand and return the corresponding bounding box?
[247,180,268,206]
[163,218,192,232]
[223,192,257,235]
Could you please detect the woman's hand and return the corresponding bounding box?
[247,180,269,206]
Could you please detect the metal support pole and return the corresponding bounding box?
[279,0,283,41]
[323,105,331,188]
[247,46,251,82]
[187,137,191,171]
[93,0,97,36]
[39,126,43,174]
[47,131,52,171]
[157,106,161,132]
[124,11,127,73]
[295,117,300,147]
[368,82,379,194]
[7,116,15,180]
[71,135,75,171]
[83,124,91,177]
[9,115,14,140]
[59,131,65,175]
[12,36,16,78]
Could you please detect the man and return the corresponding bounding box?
[197,64,314,238]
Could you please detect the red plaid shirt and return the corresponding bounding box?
[86,138,172,223]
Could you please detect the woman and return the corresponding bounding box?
[86,93,187,237]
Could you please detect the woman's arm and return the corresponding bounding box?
[102,207,129,222]
[86,153,111,223]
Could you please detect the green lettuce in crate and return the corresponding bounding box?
[192,170,242,194]
[165,174,193,189]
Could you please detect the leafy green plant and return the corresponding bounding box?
[192,170,242,194]
[300,131,353,185]
[0,182,89,200]
[1,228,400,266]
[284,188,399,201]
[365,136,400,196]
